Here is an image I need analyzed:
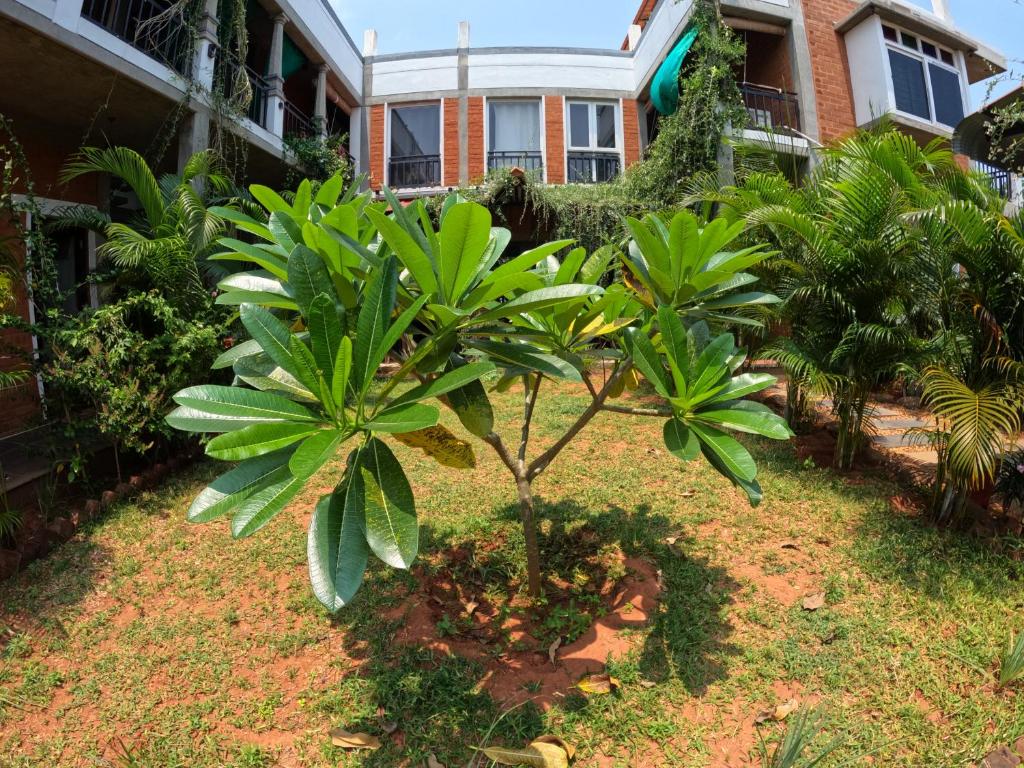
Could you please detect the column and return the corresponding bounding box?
[314,64,328,138]
[266,13,288,138]
[177,110,211,172]
[52,0,85,30]
[192,0,219,93]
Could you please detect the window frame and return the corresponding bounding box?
[385,101,444,189]
[880,20,967,130]
[565,100,621,153]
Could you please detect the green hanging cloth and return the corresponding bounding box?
[282,34,308,80]
[650,25,700,117]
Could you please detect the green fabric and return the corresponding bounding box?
[282,34,307,80]
[651,26,700,117]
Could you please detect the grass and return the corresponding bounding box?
[1,381,1024,766]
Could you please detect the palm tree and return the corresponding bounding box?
[55,147,232,311]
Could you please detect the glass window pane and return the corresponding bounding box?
[900,32,918,50]
[922,41,937,59]
[941,49,955,66]
[882,25,897,42]
[596,104,616,148]
[569,103,590,148]
[929,63,964,127]
[489,101,541,152]
[390,105,440,157]
[888,50,930,120]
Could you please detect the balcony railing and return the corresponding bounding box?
[283,101,314,139]
[977,161,1013,199]
[567,152,621,184]
[740,83,801,133]
[487,151,543,173]
[389,155,441,189]
[81,0,192,75]
[218,58,271,129]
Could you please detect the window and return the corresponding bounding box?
[48,223,94,314]
[888,49,930,120]
[566,101,621,184]
[488,101,542,172]
[389,104,440,188]
[884,23,965,128]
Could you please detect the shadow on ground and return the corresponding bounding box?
[318,499,740,767]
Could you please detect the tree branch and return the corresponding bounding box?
[526,358,633,481]
[518,374,542,470]
[483,431,520,478]
[600,403,672,417]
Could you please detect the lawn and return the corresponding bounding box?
[1,381,1023,767]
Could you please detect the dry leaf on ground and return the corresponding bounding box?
[802,592,826,611]
[548,636,561,665]
[576,672,621,695]
[426,754,445,768]
[329,728,381,750]
[755,698,799,724]
[481,739,570,767]
[533,735,576,760]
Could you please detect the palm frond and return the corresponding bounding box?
[61,147,164,230]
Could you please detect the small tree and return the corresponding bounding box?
[169,176,791,609]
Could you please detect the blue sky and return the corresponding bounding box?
[332,0,1023,107]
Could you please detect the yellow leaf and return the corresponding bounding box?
[392,425,476,468]
[801,592,826,611]
[481,740,569,767]
[329,728,381,750]
[576,672,621,695]
[532,735,576,761]
[755,698,799,724]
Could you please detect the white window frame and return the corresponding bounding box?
[484,98,546,180]
[879,21,969,130]
[385,100,444,190]
[565,100,623,184]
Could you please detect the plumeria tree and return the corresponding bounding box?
[168,174,792,609]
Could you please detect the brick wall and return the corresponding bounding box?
[622,99,641,168]
[369,104,385,189]
[467,96,485,184]
[442,98,459,187]
[742,30,793,91]
[544,96,565,184]
[800,0,859,142]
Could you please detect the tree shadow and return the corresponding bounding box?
[320,498,739,766]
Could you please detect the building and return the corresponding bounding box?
[0,0,1009,466]
[955,84,1024,211]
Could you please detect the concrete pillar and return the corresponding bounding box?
[349,106,365,180]
[457,21,470,49]
[52,0,85,30]
[314,64,328,138]
[717,117,735,188]
[266,13,288,138]
[177,109,211,172]
[192,0,219,92]
[363,29,378,57]
[627,24,642,52]
[457,23,470,185]
[931,0,952,22]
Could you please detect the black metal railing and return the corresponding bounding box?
[283,101,314,138]
[244,68,271,129]
[740,83,801,133]
[978,161,1013,199]
[487,151,543,173]
[218,57,271,129]
[388,155,441,188]
[567,152,621,184]
[81,0,192,75]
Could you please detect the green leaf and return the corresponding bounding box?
[308,469,370,611]
[696,372,777,408]
[439,201,492,303]
[288,244,333,316]
[268,210,301,251]
[663,418,699,461]
[444,360,494,438]
[207,423,322,461]
[365,403,439,433]
[332,336,353,408]
[217,271,291,299]
[356,437,418,568]
[623,328,670,397]
[352,256,397,394]
[307,293,344,385]
[213,338,262,369]
[369,295,430,380]
[389,361,495,408]
[216,289,299,311]
[187,449,296,522]
[470,340,582,381]
[172,385,318,425]
[690,422,757,482]
[469,285,603,325]
[314,173,344,208]
[489,239,575,282]
[209,206,273,241]
[240,303,300,378]
[365,207,438,295]
[694,401,793,440]
[289,335,323,395]
[231,472,306,538]
[289,428,348,479]
[233,356,317,402]
[211,238,287,279]
[249,184,292,214]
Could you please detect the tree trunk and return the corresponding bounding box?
[516,476,542,598]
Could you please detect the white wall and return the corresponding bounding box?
[845,16,893,126]
[632,0,695,93]
[468,52,633,93]
[372,56,459,97]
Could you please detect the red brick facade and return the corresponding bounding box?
[544,96,566,185]
[442,98,459,187]
[801,0,859,142]
[622,99,642,168]
[467,96,485,184]
[369,104,385,189]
